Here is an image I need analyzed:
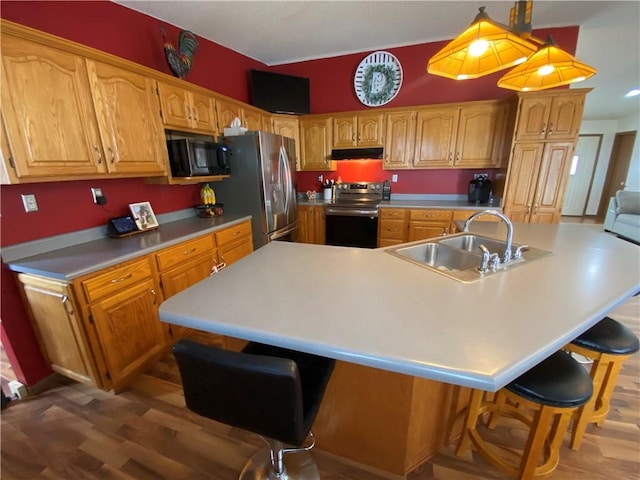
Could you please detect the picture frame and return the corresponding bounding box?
[128,201,159,230]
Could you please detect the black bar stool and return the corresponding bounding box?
[456,350,592,479]
[565,316,639,450]
[173,339,335,479]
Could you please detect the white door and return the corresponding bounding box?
[561,135,601,216]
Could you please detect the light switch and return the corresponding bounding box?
[21,194,38,213]
[392,174,398,183]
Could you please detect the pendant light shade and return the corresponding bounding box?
[497,36,597,91]
[427,7,538,80]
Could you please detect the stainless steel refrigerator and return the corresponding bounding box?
[214,131,298,250]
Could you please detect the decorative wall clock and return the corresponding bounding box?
[354,51,403,107]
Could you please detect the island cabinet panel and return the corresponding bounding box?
[76,256,168,393]
[514,93,584,142]
[271,114,301,169]
[215,220,254,266]
[383,111,416,169]
[16,274,101,388]
[297,205,326,244]
[378,208,409,247]
[408,209,453,241]
[313,361,469,476]
[1,34,106,180]
[503,142,574,224]
[86,60,167,176]
[299,117,336,171]
[157,81,217,133]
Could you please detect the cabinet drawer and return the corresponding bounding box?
[155,235,215,271]
[379,220,407,240]
[216,221,252,246]
[80,257,153,303]
[409,209,452,221]
[451,210,501,222]
[380,208,407,220]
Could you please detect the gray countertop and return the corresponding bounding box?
[159,223,640,391]
[298,196,501,211]
[5,214,251,280]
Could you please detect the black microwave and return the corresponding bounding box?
[167,139,231,177]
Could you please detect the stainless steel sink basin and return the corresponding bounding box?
[386,233,553,283]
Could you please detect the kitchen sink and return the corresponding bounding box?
[385,233,553,283]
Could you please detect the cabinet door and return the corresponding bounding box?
[530,143,574,223]
[333,115,357,148]
[312,206,326,244]
[383,111,415,169]
[514,97,552,142]
[545,95,584,141]
[89,277,166,393]
[413,108,459,167]
[297,206,311,243]
[190,91,217,132]
[357,112,384,147]
[272,115,301,169]
[502,143,545,223]
[215,97,243,132]
[86,60,167,175]
[243,106,267,132]
[300,117,335,171]
[1,35,105,178]
[18,274,99,387]
[454,103,506,168]
[156,81,192,130]
[408,222,449,241]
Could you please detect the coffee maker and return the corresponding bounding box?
[468,174,492,204]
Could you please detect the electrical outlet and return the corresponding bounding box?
[21,194,38,212]
[91,187,103,204]
[392,174,398,183]
[8,380,27,399]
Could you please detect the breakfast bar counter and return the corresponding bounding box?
[159,223,639,476]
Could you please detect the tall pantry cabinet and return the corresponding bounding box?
[501,89,590,224]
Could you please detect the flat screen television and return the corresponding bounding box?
[250,69,310,115]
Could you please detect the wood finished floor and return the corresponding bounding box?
[2,296,639,480]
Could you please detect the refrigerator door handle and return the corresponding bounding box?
[280,145,293,214]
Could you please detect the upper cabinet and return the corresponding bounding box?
[300,116,335,171]
[332,112,384,149]
[242,104,270,132]
[514,93,585,142]
[157,81,217,133]
[383,111,416,170]
[215,97,269,134]
[413,101,506,169]
[272,114,301,170]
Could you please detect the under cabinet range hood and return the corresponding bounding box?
[330,147,384,160]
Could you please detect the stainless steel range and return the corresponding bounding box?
[325,182,383,248]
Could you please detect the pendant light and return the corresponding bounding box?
[498,36,597,91]
[427,6,538,80]
[427,1,597,91]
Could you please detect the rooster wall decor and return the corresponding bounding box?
[159,26,199,79]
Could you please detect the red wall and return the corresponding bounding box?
[0,1,579,385]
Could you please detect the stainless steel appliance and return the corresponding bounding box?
[325,182,383,248]
[468,174,492,204]
[214,131,298,250]
[166,139,231,177]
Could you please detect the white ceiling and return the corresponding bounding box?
[115,0,640,121]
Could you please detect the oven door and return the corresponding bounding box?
[325,208,378,248]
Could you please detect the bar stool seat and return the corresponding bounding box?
[565,316,639,450]
[173,339,335,480]
[456,351,592,479]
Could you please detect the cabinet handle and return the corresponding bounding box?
[186,105,191,120]
[448,152,452,162]
[61,294,74,316]
[526,204,532,214]
[150,288,157,305]
[534,204,539,214]
[548,122,554,134]
[93,145,102,164]
[233,231,240,236]
[107,146,115,164]
[192,107,198,122]
[110,273,133,284]
[455,152,460,162]
[541,123,546,135]
[183,247,197,255]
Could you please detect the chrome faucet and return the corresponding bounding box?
[462,210,514,264]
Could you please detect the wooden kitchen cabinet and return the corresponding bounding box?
[16,274,101,388]
[413,102,506,169]
[215,96,244,133]
[215,220,254,265]
[503,142,575,223]
[272,114,301,169]
[85,60,168,176]
[298,205,326,244]
[157,81,217,133]
[300,117,336,171]
[383,111,416,169]
[514,92,585,142]
[332,112,384,149]
[408,209,453,241]
[242,104,269,132]
[378,208,408,247]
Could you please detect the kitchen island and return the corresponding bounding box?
[159,223,639,477]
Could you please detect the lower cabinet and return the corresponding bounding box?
[378,208,409,247]
[14,220,254,393]
[298,205,326,244]
[408,210,453,241]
